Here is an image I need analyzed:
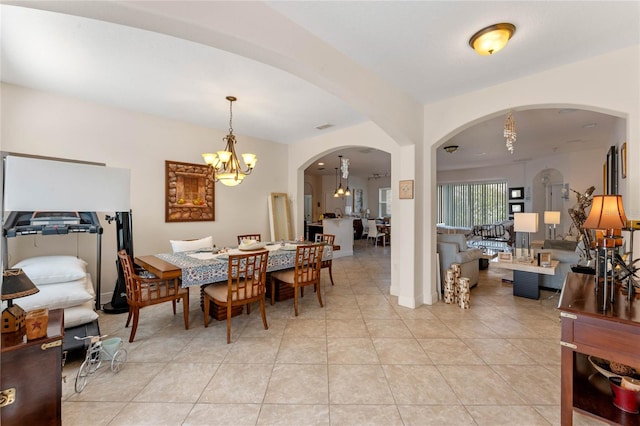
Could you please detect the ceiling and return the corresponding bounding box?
[2,2,638,175]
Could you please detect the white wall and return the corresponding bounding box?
[1,83,288,303]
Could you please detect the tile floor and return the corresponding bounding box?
[61,240,607,425]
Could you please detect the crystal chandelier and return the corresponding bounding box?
[333,155,351,197]
[202,96,257,187]
[503,111,516,154]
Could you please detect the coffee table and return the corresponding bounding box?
[491,259,559,299]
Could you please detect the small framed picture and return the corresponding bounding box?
[498,252,513,262]
[509,202,524,214]
[399,180,414,199]
[509,187,524,200]
[538,252,552,267]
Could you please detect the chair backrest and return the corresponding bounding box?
[237,234,262,245]
[170,236,213,253]
[367,220,381,237]
[227,251,269,301]
[117,249,138,303]
[293,244,323,284]
[314,233,335,246]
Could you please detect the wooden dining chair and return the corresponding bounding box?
[314,233,335,286]
[237,234,262,245]
[117,250,189,343]
[270,244,323,316]
[203,250,269,343]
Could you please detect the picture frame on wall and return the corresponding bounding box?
[621,142,627,179]
[607,145,617,194]
[399,180,414,199]
[509,202,524,214]
[165,160,215,222]
[509,187,524,200]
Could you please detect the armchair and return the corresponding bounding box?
[437,234,483,288]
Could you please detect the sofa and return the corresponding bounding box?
[437,233,484,288]
[539,239,580,290]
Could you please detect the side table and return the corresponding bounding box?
[1,309,64,426]
[492,259,559,299]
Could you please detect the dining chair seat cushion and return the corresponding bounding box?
[270,269,296,284]
[170,236,213,253]
[204,282,261,302]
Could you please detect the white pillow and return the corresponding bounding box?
[13,256,88,285]
[63,301,99,328]
[18,275,94,311]
[170,236,213,253]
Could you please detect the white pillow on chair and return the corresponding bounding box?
[170,236,213,253]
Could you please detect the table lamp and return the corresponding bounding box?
[1,268,39,334]
[544,211,561,240]
[582,195,627,310]
[514,212,539,261]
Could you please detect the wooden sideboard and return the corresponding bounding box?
[559,273,640,425]
[1,309,64,426]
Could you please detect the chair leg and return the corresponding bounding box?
[316,282,324,308]
[226,303,232,344]
[172,300,177,315]
[204,294,210,327]
[328,262,335,286]
[294,284,300,316]
[270,276,276,305]
[125,308,133,328]
[128,308,140,343]
[246,304,251,315]
[182,293,189,330]
[259,297,268,331]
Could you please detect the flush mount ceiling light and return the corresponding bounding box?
[202,96,257,187]
[443,145,459,153]
[469,23,516,55]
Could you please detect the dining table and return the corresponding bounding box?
[135,242,333,288]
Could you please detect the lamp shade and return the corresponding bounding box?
[544,211,561,225]
[2,269,39,300]
[582,195,627,231]
[514,212,539,233]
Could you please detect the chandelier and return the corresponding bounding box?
[202,96,257,187]
[333,155,351,198]
[503,111,516,154]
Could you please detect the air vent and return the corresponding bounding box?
[315,123,333,130]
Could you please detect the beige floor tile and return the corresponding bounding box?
[330,404,403,425]
[365,319,413,338]
[534,404,561,425]
[508,338,561,365]
[183,403,261,425]
[283,319,327,338]
[198,363,270,403]
[223,337,281,364]
[108,402,193,425]
[326,318,369,337]
[263,363,328,404]
[134,362,218,403]
[444,319,500,339]
[438,365,526,405]
[327,337,380,364]
[276,336,327,364]
[62,401,126,426]
[397,405,476,425]
[325,304,363,319]
[383,364,459,404]
[418,338,485,365]
[403,318,458,338]
[480,317,540,338]
[464,338,536,365]
[372,337,432,365]
[359,303,401,319]
[466,405,552,425]
[257,404,330,425]
[493,364,560,405]
[328,364,395,404]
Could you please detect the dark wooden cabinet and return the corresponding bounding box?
[1,309,64,426]
[559,273,640,425]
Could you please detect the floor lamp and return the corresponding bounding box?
[514,212,539,261]
[582,195,627,312]
[544,211,561,240]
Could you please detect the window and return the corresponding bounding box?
[437,181,507,227]
[379,187,392,217]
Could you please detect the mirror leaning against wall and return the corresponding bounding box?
[268,192,292,241]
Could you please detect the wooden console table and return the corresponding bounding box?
[559,272,640,425]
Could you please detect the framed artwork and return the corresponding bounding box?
[603,161,608,195]
[399,180,414,199]
[509,202,524,214]
[607,145,617,194]
[538,252,552,267]
[509,187,524,200]
[354,188,364,214]
[165,160,214,222]
[498,252,513,262]
[621,142,627,179]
